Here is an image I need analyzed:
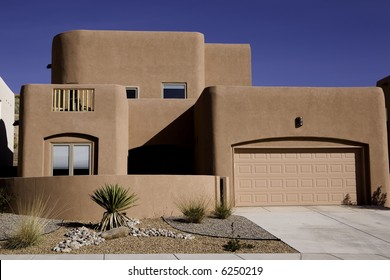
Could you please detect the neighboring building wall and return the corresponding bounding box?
[0,77,14,168]
[18,84,128,177]
[194,86,390,206]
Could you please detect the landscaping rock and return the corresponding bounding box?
[129,226,194,240]
[52,226,105,253]
[101,226,130,240]
[52,219,194,253]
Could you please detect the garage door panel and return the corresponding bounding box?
[285,164,298,174]
[316,193,329,202]
[286,179,299,188]
[254,165,267,174]
[286,194,299,203]
[254,179,267,189]
[254,194,268,203]
[301,179,314,188]
[234,149,360,206]
[316,178,329,188]
[237,179,252,189]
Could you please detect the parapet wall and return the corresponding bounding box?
[1,175,220,221]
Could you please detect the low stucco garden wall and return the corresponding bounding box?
[1,175,219,221]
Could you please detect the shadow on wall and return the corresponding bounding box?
[0,120,15,177]
[128,106,195,175]
[145,107,194,146]
[128,145,194,175]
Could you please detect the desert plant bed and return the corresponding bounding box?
[0,213,297,255]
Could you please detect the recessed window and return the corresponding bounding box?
[53,88,94,112]
[163,83,186,99]
[126,87,139,99]
[52,144,91,176]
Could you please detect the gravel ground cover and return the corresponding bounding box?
[164,215,278,240]
[0,213,297,254]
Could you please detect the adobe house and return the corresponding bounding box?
[3,30,389,220]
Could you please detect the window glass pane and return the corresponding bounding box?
[126,88,138,99]
[163,84,186,99]
[53,145,69,176]
[73,145,91,175]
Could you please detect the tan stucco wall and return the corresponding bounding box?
[377,75,390,168]
[1,175,219,220]
[128,99,195,149]
[194,86,390,206]
[205,44,252,87]
[18,84,128,177]
[51,30,253,99]
[52,30,206,99]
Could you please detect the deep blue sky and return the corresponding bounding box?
[1,0,390,93]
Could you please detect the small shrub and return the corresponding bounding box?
[5,192,60,249]
[224,238,242,252]
[372,186,387,207]
[342,194,352,205]
[223,222,254,252]
[0,188,14,213]
[90,184,138,231]
[213,201,233,219]
[177,196,209,223]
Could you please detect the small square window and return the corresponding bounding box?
[163,83,186,99]
[126,87,139,99]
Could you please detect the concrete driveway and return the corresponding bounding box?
[234,205,390,260]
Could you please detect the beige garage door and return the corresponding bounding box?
[234,148,360,206]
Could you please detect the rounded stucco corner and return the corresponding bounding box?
[52,30,88,84]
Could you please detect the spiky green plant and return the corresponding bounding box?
[90,184,138,231]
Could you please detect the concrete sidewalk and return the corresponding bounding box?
[3,252,387,260]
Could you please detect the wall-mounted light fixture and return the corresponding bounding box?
[295,116,303,128]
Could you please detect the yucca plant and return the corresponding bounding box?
[90,184,138,231]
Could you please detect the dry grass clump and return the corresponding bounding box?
[212,201,233,219]
[5,192,62,249]
[176,196,210,223]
